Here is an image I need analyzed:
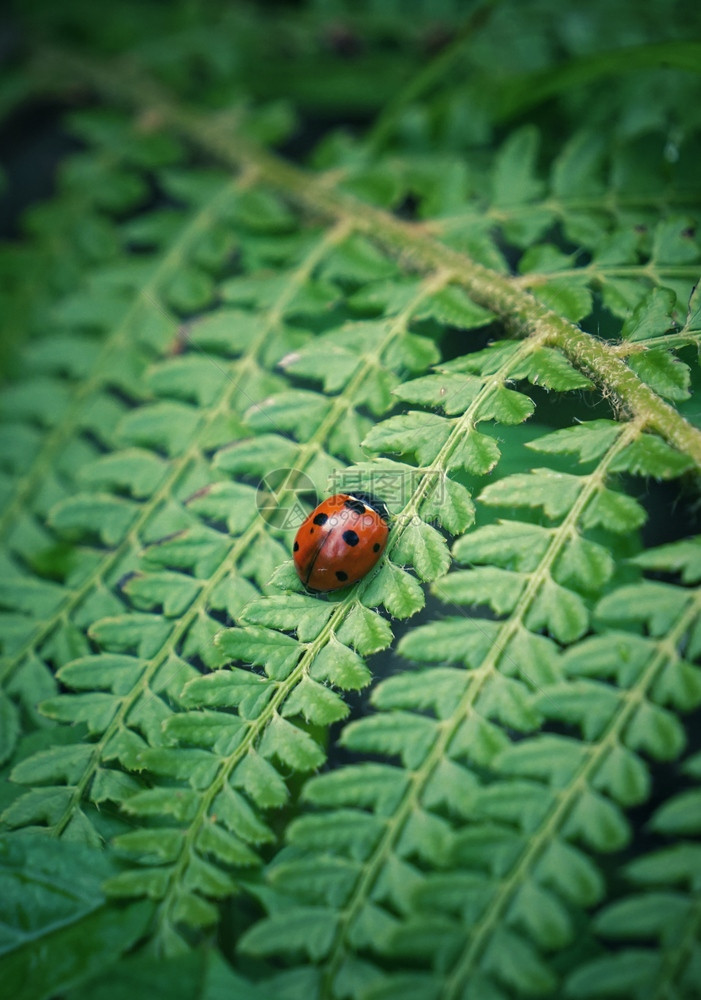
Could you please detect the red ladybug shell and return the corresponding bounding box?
[293,493,389,592]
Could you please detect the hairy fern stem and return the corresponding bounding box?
[34,47,701,466]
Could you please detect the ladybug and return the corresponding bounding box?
[293,492,390,592]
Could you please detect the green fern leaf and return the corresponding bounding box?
[3,5,701,993]
[0,836,152,1000]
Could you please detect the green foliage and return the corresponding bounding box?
[1,0,701,997]
[0,836,152,1000]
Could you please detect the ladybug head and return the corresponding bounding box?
[346,491,390,523]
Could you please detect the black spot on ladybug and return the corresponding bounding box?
[314,512,329,525]
[343,529,359,546]
[373,543,381,552]
[336,570,348,581]
[344,498,366,515]
[293,541,299,551]
[349,492,390,522]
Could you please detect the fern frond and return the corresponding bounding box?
[561,543,701,1000]
[0,172,268,740]
[4,189,511,949]
[38,49,701,467]
[0,834,153,997]
[2,3,701,995]
[241,431,699,998]
[1,214,347,763]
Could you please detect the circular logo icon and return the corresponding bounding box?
[256,468,317,529]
